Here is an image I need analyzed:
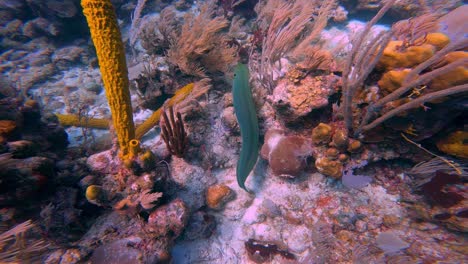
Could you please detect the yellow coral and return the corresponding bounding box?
[311,123,332,144]
[135,83,194,139]
[315,157,343,179]
[81,0,136,157]
[85,185,102,201]
[331,128,348,149]
[56,114,110,129]
[347,139,362,153]
[436,131,468,159]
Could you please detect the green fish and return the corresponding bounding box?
[232,63,259,192]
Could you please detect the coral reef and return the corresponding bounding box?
[270,74,340,122]
[0,88,68,209]
[0,0,466,263]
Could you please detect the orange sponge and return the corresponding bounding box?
[436,131,468,159]
[429,51,468,91]
[377,69,411,94]
[378,41,435,70]
[377,33,450,71]
[422,32,450,50]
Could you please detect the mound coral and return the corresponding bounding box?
[315,157,343,179]
[270,74,340,122]
[85,184,110,207]
[312,123,332,144]
[260,129,313,178]
[205,184,234,210]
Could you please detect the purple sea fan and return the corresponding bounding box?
[376,231,409,254]
[342,160,372,189]
[342,172,372,189]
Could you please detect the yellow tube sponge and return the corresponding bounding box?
[128,139,141,158]
[56,114,110,129]
[135,83,194,140]
[81,0,135,157]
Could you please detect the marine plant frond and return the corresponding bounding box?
[392,13,439,46]
[129,0,149,47]
[409,157,467,183]
[176,78,212,113]
[139,190,163,210]
[261,0,317,62]
[139,6,179,54]
[255,0,336,90]
[167,0,235,77]
[201,37,239,75]
[401,133,463,176]
[157,7,179,44]
[0,220,49,263]
[341,0,396,133]
[290,45,334,72]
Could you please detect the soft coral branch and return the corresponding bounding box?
[160,106,188,158]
